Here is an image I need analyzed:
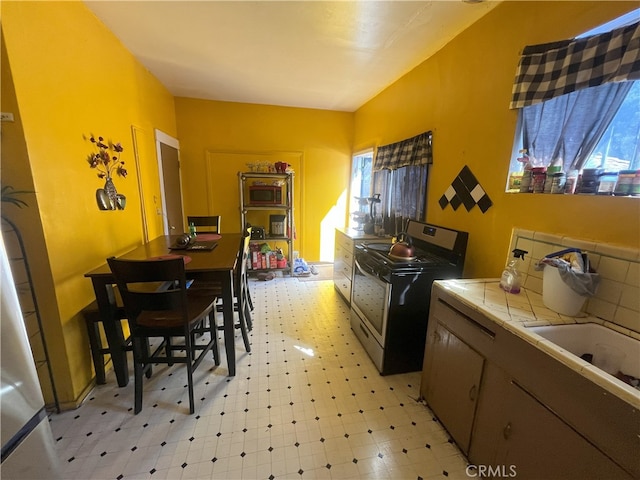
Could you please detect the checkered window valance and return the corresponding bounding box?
[510,21,640,109]
[373,131,432,171]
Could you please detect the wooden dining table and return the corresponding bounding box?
[84,233,242,387]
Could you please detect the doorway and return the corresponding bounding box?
[155,130,184,234]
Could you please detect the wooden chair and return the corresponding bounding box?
[222,231,253,346]
[107,256,220,415]
[190,229,253,352]
[187,215,221,235]
[82,297,129,385]
[241,225,254,313]
[83,284,160,385]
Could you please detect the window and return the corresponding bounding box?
[507,10,640,196]
[373,131,432,234]
[349,151,373,230]
[373,164,429,234]
[582,81,640,171]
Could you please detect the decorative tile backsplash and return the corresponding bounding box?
[507,228,640,334]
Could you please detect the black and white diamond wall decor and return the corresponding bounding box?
[439,165,492,213]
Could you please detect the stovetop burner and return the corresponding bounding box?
[356,221,469,272]
[359,242,450,267]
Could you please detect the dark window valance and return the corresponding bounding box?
[373,131,432,171]
[510,21,640,109]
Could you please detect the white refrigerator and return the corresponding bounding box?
[0,232,61,478]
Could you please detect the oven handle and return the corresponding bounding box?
[359,323,370,339]
[354,258,385,283]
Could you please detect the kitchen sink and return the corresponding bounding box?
[528,323,640,380]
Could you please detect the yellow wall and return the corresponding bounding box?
[354,1,640,279]
[175,98,354,261]
[2,1,176,406]
[2,0,638,409]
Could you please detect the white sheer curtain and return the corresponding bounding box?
[373,156,429,234]
[521,81,633,172]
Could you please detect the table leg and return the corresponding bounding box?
[92,280,129,387]
[221,270,236,376]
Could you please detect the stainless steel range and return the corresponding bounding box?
[350,220,468,375]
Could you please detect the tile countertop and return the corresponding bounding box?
[433,278,640,410]
[337,227,393,241]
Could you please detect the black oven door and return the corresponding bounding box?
[351,255,390,346]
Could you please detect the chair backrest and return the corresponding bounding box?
[187,216,221,234]
[234,231,251,288]
[107,257,189,329]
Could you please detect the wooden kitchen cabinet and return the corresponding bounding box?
[492,377,632,479]
[333,229,354,304]
[333,229,386,305]
[421,294,496,454]
[422,284,636,479]
[423,322,484,455]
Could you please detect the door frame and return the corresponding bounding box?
[131,125,150,243]
[154,129,184,235]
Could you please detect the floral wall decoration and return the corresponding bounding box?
[85,134,128,210]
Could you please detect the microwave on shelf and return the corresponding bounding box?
[249,185,283,205]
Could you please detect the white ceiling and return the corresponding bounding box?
[85,1,500,112]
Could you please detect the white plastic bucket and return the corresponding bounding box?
[542,266,587,316]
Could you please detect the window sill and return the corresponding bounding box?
[505,190,640,198]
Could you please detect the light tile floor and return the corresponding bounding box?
[49,274,471,479]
